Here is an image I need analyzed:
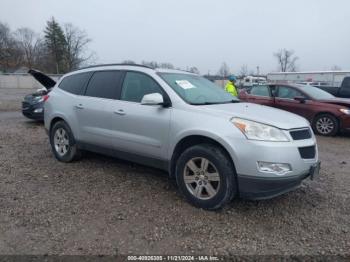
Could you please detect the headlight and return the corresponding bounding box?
[340,108,350,115]
[231,117,289,142]
[33,96,44,104]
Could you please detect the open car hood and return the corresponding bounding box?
[28,69,56,89]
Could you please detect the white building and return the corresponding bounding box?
[267,71,350,87]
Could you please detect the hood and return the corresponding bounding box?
[317,98,350,108]
[194,102,309,130]
[28,69,56,88]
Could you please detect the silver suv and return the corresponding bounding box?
[39,64,320,210]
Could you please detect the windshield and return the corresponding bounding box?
[158,73,239,105]
[296,84,334,99]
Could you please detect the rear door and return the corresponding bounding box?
[274,85,313,120]
[244,85,275,107]
[76,70,124,147]
[55,72,92,137]
[110,71,171,160]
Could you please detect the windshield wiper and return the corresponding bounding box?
[225,99,240,103]
[190,100,240,105]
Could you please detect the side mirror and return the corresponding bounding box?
[294,96,306,103]
[141,93,164,106]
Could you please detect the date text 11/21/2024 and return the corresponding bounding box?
[127,255,220,261]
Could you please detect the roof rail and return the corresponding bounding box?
[73,63,154,72]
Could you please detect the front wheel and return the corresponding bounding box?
[175,144,237,210]
[312,114,339,136]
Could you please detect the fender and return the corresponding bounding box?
[169,129,240,168]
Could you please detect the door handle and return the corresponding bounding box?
[114,109,126,115]
[75,104,84,109]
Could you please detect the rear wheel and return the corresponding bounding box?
[175,144,237,210]
[50,121,81,162]
[312,114,338,136]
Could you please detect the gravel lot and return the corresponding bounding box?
[0,88,349,257]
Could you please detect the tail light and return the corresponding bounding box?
[43,94,49,102]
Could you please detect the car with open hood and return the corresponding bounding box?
[42,64,320,210]
[22,69,56,120]
[239,83,350,136]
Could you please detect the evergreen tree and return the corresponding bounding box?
[44,17,66,73]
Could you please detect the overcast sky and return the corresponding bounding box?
[1,0,349,74]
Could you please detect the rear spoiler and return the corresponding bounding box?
[28,69,56,88]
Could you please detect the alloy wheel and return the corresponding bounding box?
[316,117,334,135]
[183,157,220,200]
[54,128,69,156]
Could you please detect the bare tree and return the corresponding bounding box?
[274,49,298,72]
[239,64,248,77]
[63,23,92,71]
[142,61,159,68]
[32,40,52,71]
[0,22,22,72]
[0,22,12,72]
[0,23,11,64]
[159,62,174,69]
[188,66,200,74]
[14,28,42,69]
[331,65,342,71]
[122,60,136,64]
[218,62,230,77]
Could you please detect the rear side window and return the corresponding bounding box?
[249,85,270,97]
[58,72,91,95]
[85,71,123,99]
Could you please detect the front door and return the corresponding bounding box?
[110,71,171,160]
[273,85,313,121]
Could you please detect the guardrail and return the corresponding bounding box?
[0,73,62,89]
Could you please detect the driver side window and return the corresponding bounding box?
[121,72,163,103]
[276,86,305,99]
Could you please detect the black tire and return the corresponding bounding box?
[312,114,339,136]
[175,144,237,210]
[50,120,82,162]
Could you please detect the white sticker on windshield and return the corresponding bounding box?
[175,80,196,89]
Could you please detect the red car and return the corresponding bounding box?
[239,84,350,136]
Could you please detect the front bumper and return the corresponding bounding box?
[339,114,350,131]
[222,129,319,199]
[238,161,320,199]
[22,101,44,121]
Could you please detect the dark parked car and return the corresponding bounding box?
[239,83,350,136]
[316,76,350,98]
[22,70,56,120]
